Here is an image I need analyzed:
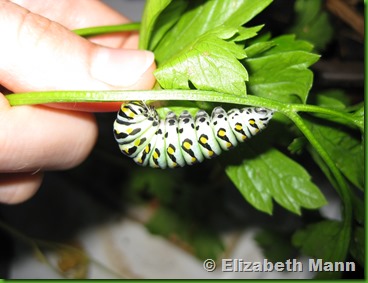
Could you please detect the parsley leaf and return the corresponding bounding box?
[226,145,327,215]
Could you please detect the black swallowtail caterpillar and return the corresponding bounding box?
[113,101,274,169]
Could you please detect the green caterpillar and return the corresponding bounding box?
[113,101,273,169]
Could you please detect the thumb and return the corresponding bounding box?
[0,1,156,93]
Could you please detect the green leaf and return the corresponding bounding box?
[153,0,273,63]
[292,220,350,279]
[351,194,364,225]
[308,146,340,191]
[244,41,275,58]
[154,26,261,95]
[349,226,365,267]
[139,0,174,49]
[305,119,364,191]
[288,0,334,52]
[307,90,363,128]
[147,0,188,51]
[259,34,315,55]
[313,89,350,110]
[288,137,308,155]
[225,146,327,215]
[352,105,364,117]
[245,35,320,103]
[352,105,364,127]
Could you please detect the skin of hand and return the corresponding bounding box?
[0,0,156,204]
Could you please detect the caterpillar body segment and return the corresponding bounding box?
[178,111,204,165]
[194,110,222,158]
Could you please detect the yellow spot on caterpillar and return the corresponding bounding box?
[126,109,135,118]
[183,141,191,150]
[153,151,159,159]
[200,136,208,144]
[122,108,134,118]
[191,157,197,162]
[134,139,141,146]
[208,151,214,157]
[218,129,226,137]
[227,142,232,148]
[168,146,175,155]
[126,128,133,134]
[235,124,242,131]
[249,119,255,125]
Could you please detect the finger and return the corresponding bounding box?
[10,0,138,48]
[0,1,156,95]
[0,172,42,204]
[0,105,98,173]
[10,0,132,28]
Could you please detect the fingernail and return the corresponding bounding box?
[91,48,155,87]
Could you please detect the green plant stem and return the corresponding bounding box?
[287,112,352,260]
[5,90,363,131]
[289,104,363,130]
[74,23,140,37]
[5,90,263,105]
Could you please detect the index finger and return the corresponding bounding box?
[10,0,138,48]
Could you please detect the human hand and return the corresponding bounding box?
[0,0,156,204]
